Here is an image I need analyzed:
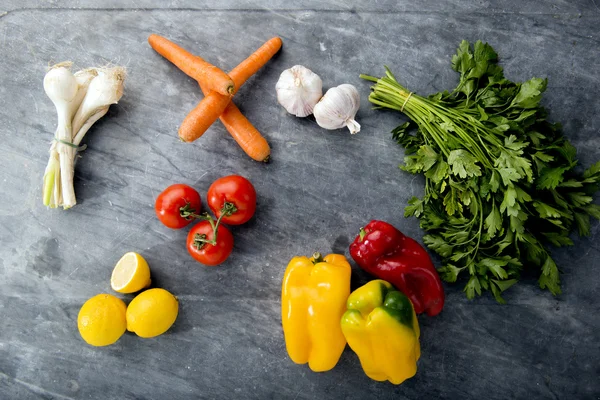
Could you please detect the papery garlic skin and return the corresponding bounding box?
[313,84,361,134]
[276,65,323,117]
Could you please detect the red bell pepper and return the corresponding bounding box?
[349,220,445,316]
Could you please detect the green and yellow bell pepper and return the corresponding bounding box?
[341,279,421,384]
[281,252,351,372]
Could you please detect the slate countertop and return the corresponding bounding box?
[1,2,599,399]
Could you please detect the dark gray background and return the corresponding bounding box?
[1,1,599,399]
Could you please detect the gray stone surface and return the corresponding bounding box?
[1,1,599,399]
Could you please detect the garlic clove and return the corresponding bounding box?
[43,63,79,105]
[67,69,98,128]
[313,83,361,134]
[276,65,323,117]
[72,66,126,137]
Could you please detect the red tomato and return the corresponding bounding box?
[155,184,202,229]
[186,221,234,266]
[207,175,256,225]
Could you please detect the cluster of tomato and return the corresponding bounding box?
[154,175,256,266]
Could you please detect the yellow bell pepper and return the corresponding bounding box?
[281,252,351,372]
[341,279,421,384]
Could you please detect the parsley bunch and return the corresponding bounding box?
[361,40,600,302]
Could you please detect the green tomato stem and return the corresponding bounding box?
[187,201,238,248]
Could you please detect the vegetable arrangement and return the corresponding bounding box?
[281,221,440,384]
[42,62,126,209]
[148,35,282,162]
[40,29,596,389]
[362,40,600,301]
[155,175,257,266]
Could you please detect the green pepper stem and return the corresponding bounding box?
[359,227,367,241]
[312,252,324,264]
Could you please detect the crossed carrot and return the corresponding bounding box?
[148,34,282,162]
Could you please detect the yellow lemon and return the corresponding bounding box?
[110,252,151,294]
[77,294,127,346]
[126,288,179,338]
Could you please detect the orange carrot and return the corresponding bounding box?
[199,82,270,162]
[178,93,231,143]
[179,37,282,146]
[220,103,271,162]
[228,37,283,93]
[148,34,234,96]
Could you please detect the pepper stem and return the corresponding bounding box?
[312,252,324,264]
[359,227,367,241]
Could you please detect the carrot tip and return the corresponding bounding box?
[227,85,235,95]
[262,155,271,163]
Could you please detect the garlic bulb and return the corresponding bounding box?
[313,84,361,134]
[276,65,323,117]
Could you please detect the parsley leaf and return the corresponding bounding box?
[417,145,440,171]
[423,234,453,258]
[404,196,424,217]
[583,161,600,179]
[438,264,464,283]
[539,255,561,295]
[464,276,482,299]
[510,77,547,109]
[573,212,591,236]
[425,160,449,183]
[478,258,509,279]
[447,149,482,178]
[484,203,502,237]
[537,167,568,189]
[443,188,462,216]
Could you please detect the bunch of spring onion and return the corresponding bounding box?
[42,62,126,209]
